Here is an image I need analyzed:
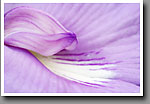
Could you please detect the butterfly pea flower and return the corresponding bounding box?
[4,3,140,93]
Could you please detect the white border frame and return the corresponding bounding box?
[1,0,143,96]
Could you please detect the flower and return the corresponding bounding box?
[4,3,140,93]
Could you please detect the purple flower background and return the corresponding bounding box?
[4,3,140,93]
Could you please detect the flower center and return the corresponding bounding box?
[4,6,116,87]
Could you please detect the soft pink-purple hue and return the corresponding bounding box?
[4,3,140,93]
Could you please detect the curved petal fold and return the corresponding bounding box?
[4,3,140,93]
[4,6,77,56]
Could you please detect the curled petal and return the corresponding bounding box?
[4,4,140,93]
[4,6,77,56]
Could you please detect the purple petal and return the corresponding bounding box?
[4,6,77,56]
[4,3,140,93]
[5,46,139,93]
[50,3,140,85]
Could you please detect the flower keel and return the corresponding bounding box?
[4,6,77,56]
